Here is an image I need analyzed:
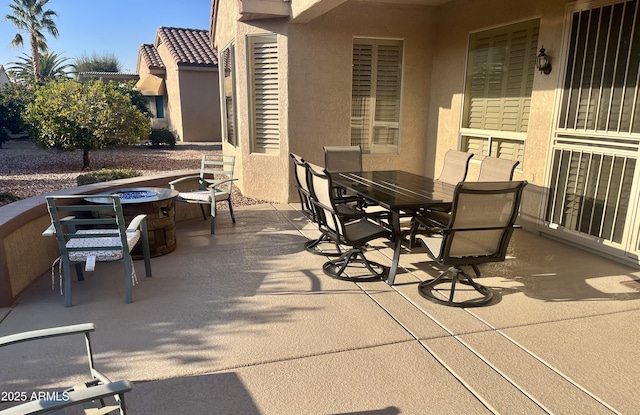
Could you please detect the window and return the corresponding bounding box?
[461,19,539,164]
[351,38,403,154]
[220,43,237,146]
[248,34,279,154]
[155,96,164,119]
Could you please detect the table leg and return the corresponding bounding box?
[386,210,402,285]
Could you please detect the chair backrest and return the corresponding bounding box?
[477,156,520,181]
[46,195,130,262]
[200,154,236,194]
[305,162,343,238]
[324,146,363,173]
[290,153,314,218]
[437,180,527,266]
[437,150,474,185]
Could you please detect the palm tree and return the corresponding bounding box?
[7,51,72,82]
[5,0,59,80]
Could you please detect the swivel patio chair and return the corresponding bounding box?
[413,180,527,307]
[289,153,314,221]
[0,323,132,415]
[477,156,520,181]
[169,154,236,234]
[307,163,392,281]
[44,195,152,307]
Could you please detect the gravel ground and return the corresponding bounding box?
[0,138,266,207]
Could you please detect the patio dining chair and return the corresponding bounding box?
[436,149,475,185]
[290,153,314,221]
[323,145,362,173]
[413,180,527,307]
[44,195,152,307]
[477,156,520,181]
[0,323,132,415]
[307,163,392,281]
[169,154,236,234]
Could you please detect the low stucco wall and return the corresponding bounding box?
[0,171,202,308]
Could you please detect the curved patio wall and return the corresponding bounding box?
[0,170,201,308]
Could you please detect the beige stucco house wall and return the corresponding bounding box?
[137,27,222,143]
[212,0,640,264]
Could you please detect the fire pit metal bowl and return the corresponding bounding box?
[89,187,179,257]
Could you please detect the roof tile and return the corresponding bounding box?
[156,27,218,68]
[140,44,165,70]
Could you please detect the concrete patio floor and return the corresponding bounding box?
[2,203,640,414]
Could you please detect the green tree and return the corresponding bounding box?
[5,0,59,80]
[24,80,151,169]
[7,51,72,82]
[0,82,34,134]
[73,52,121,73]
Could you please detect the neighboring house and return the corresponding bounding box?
[0,65,10,85]
[136,27,221,142]
[211,0,640,266]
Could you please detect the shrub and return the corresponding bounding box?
[77,169,141,186]
[148,128,176,148]
[0,192,20,207]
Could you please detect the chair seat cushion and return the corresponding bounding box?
[179,190,230,203]
[66,229,140,262]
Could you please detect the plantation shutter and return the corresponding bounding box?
[351,39,403,153]
[463,20,539,133]
[249,35,279,154]
[351,43,374,151]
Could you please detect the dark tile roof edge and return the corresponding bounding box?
[156,27,218,68]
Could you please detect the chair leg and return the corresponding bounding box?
[227,199,236,223]
[75,263,85,281]
[322,249,388,282]
[418,266,493,307]
[123,258,133,304]
[210,216,216,234]
[141,220,152,278]
[63,260,73,307]
[304,234,344,257]
[199,203,207,221]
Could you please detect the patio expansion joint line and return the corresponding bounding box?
[464,312,622,414]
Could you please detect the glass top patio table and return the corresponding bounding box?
[331,170,456,285]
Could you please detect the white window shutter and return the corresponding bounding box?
[250,35,279,154]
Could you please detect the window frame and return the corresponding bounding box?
[459,19,540,167]
[350,37,404,155]
[219,42,238,147]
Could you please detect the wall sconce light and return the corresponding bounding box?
[536,46,552,75]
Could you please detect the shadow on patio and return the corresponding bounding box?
[2,203,640,414]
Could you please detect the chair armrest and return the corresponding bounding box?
[42,224,56,237]
[0,323,95,348]
[126,214,147,232]
[206,178,238,190]
[0,380,132,415]
[168,175,201,187]
[42,216,77,237]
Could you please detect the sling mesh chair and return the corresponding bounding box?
[44,195,152,307]
[290,155,344,257]
[323,145,363,173]
[169,154,236,234]
[0,323,132,415]
[290,153,314,221]
[477,156,520,181]
[413,180,527,307]
[408,149,475,239]
[307,163,392,281]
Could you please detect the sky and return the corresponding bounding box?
[0,0,211,73]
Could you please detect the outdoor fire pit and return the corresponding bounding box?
[91,187,179,257]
